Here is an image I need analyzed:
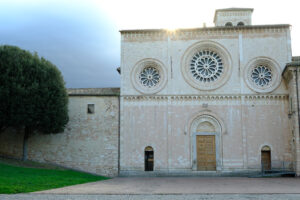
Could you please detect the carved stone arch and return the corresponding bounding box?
[187,110,226,135]
[261,145,271,151]
[258,144,273,158]
[188,111,225,171]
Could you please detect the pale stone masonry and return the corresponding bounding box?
[119,8,296,176]
[283,56,300,176]
[0,88,120,177]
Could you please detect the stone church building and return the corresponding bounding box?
[1,8,300,177]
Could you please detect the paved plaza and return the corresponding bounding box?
[2,177,300,199]
[35,177,300,194]
[2,194,300,200]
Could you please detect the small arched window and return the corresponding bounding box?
[237,22,245,26]
[225,22,233,27]
[145,146,154,171]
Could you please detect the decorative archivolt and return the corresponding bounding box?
[187,111,226,136]
[190,116,220,133]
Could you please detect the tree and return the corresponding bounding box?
[0,45,69,160]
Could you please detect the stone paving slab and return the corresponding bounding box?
[35,177,300,194]
[2,194,300,200]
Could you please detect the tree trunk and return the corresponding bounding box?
[22,127,30,161]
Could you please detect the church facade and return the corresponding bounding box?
[1,8,300,177]
[119,8,300,175]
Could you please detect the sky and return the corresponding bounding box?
[0,0,299,88]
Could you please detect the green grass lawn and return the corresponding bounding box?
[0,158,109,194]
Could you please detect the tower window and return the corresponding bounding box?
[225,22,233,27]
[237,22,245,26]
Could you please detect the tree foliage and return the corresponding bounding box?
[0,45,69,159]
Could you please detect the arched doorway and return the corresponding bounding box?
[261,146,271,171]
[145,146,154,171]
[190,114,224,171]
[195,121,216,171]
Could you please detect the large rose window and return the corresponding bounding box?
[190,50,223,83]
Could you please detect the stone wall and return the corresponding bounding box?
[0,128,24,159]
[120,95,292,175]
[0,88,120,177]
[283,58,300,176]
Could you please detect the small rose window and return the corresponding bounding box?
[251,65,272,87]
[139,66,160,88]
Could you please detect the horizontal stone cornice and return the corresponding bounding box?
[120,24,289,34]
[122,94,288,101]
[121,25,290,41]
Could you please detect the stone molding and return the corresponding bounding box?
[121,25,289,42]
[122,94,288,106]
[122,94,288,101]
[68,88,120,96]
[188,111,226,136]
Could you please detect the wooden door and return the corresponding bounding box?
[261,151,271,171]
[197,135,216,171]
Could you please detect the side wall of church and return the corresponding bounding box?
[283,65,300,176]
[0,89,120,177]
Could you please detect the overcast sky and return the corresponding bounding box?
[1,0,299,88]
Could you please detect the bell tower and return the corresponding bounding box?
[214,8,253,27]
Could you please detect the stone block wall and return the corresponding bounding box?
[0,88,120,177]
[0,128,23,159]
